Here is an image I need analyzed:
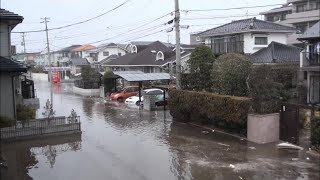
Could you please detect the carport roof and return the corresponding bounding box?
[100,71,170,82]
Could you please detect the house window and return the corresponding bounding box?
[103,51,109,56]
[295,23,308,33]
[296,4,306,13]
[267,16,275,22]
[118,53,122,56]
[255,37,268,45]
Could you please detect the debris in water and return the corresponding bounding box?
[212,130,215,132]
[202,131,209,134]
[292,158,299,161]
[238,176,243,180]
[306,157,310,160]
[217,143,230,147]
[120,114,123,116]
[248,146,256,150]
[277,142,303,150]
[240,138,244,141]
[229,164,235,168]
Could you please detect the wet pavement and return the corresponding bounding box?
[1,81,319,180]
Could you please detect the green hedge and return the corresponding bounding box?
[17,104,36,121]
[169,89,251,135]
[0,116,14,128]
[311,116,320,152]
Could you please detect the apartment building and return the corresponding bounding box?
[260,0,320,45]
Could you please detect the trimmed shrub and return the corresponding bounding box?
[212,53,252,96]
[17,104,36,121]
[169,89,251,135]
[102,71,114,94]
[0,116,14,128]
[186,46,215,91]
[311,116,320,152]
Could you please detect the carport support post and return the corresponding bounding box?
[163,90,166,111]
[138,81,142,103]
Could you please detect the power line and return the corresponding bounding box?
[182,3,284,12]
[84,12,173,44]
[10,0,132,34]
[181,15,320,21]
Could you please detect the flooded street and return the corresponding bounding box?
[1,81,319,180]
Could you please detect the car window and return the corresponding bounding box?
[125,88,133,93]
[134,87,140,92]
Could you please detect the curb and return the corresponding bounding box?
[188,122,246,140]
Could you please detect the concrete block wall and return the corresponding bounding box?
[247,113,280,144]
[143,95,156,111]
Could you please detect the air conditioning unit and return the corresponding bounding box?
[16,88,21,94]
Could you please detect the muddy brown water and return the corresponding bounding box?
[1,82,319,180]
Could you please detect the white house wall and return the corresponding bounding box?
[97,47,127,62]
[0,22,11,58]
[243,32,288,54]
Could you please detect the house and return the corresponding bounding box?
[103,41,176,73]
[298,21,320,105]
[70,58,90,75]
[250,41,302,64]
[190,18,296,54]
[13,52,41,65]
[71,45,96,62]
[162,44,200,73]
[260,0,320,46]
[0,9,34,119]
[83,43,128,63]
[54,45,82,66]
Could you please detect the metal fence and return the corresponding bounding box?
[0,116,81,140]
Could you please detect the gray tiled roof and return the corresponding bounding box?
[71,58,90,66]
[198,18,295,37]
[0,8,23,21]
[106,41,175,66]
[0,56,27,72]
[298,21,320,40]
[250,41,302,64]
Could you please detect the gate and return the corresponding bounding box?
[280,103,300,144]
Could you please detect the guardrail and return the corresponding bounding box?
[0,116,81,140]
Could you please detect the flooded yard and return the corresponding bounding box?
[1,81,319,180]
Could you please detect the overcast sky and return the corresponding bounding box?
[2,0,285,53]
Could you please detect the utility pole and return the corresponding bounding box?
[41,17,53,106]
[21,32,26,53]
[174,0,182,89]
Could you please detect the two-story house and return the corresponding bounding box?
[260,0,320,46]
[190,18,296,55]
[71,45,96,62]
[83,43,128,63]
[0,9,28,120]
[298,21,320,105]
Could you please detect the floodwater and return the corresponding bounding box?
[1,81,319,180]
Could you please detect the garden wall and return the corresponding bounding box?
[169,89,251,135]
[73,86,101,97]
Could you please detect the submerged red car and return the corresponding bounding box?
[110,86,140,102]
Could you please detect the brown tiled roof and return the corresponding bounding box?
[71,45,96,52]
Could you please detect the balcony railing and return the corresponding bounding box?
[302,52,320,67]
[210,41,244,54]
